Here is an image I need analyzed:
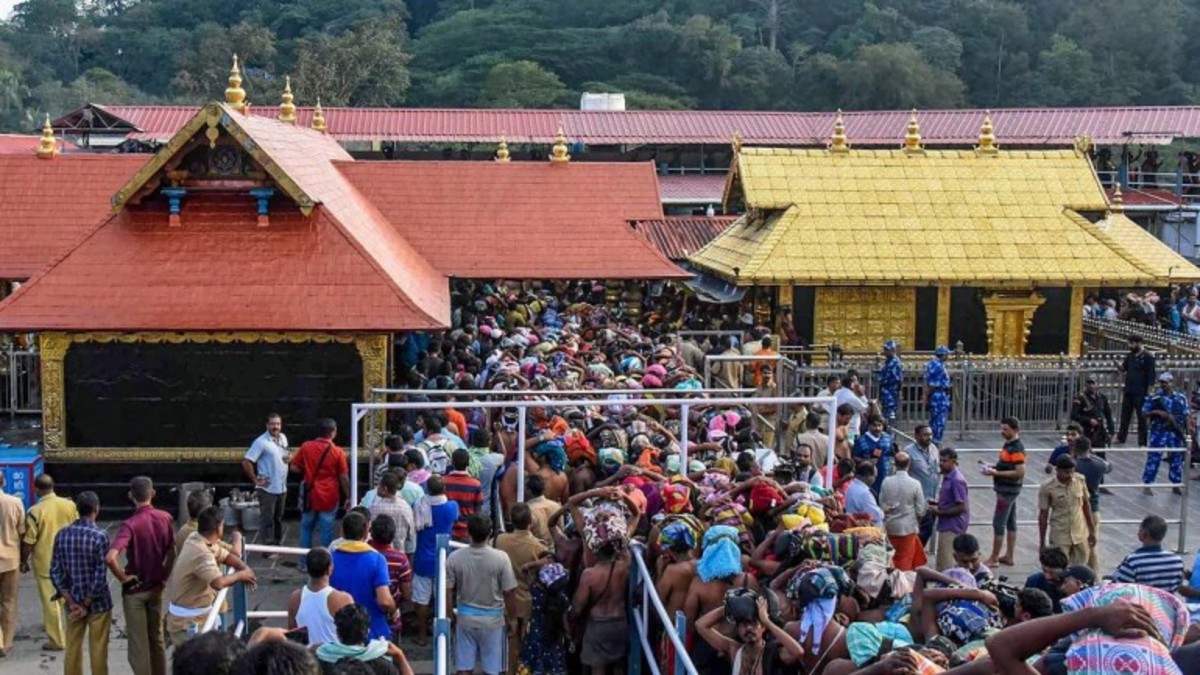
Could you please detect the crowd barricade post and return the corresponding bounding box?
[629,542,698,675]
[434,533,451,675]
[948,447,1190,554]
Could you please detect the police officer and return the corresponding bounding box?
[924,346,952,445]
[1141,372,1189,495]
[878,340,903,425]
[1117,335,1156,447]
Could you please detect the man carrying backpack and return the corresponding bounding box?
[290,419,349,563]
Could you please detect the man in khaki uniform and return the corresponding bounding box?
[494,503,548,674]
[20,474,76,651]
[0,472,25,657]
[163,507,256,647]
[1037,455,1096,567]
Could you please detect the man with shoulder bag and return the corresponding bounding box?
[290,419,350,568]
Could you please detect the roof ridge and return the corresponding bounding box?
[1062,210,1160,278]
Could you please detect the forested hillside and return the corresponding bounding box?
[1,0,1198,131]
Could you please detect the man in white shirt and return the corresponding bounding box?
[879,452,928,571]
[243,412,289,550]
[834,374,870,442]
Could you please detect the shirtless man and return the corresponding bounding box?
[656,523,698,675]
[570,506,632,675]
[684,526,760,675]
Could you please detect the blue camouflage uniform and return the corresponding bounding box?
[925,352,952,445]
[853,431,893,494]
[878,354,903,423]
[1141,386,1190,485]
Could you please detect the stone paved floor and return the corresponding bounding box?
[4,432,1198,674]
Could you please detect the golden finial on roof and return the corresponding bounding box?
[36,114,57,159]
[1111,184,1125,213]
[903,109,923,154]
[278,76,296,124]
[225,54,246,111]
[829,110,849,154]
[312,98,326,133]
[549,126,570,163]
[732,131,744,154]
[1074,134,1093,156]
[976,111,998,155]
[495,134,511,162]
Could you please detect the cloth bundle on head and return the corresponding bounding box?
[565,430,597,466]
[532,438,568,473]
[539,563,570,588]
[659,521,697,551]
[582,505,629,554]
[598,447,625,472]
[846,622,914,667]
[697,525,743,583]
[713,456,738,476]
[790,567,850,653]
[635,446,661,470]
[661,483,692,514]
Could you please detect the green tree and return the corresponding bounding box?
[723,46,793,109]
[1027,34,1098,106]
[169,21,277,102]
[837,42,965,109]
[480,61,568,108]
[911,26,962,72]
[293,19,412,106]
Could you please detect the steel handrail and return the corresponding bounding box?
[630,543,699,675]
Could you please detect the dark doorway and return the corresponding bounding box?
[950,288,988,354]
[1028,288,1071,355]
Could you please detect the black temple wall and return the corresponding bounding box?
[64,342,362,448]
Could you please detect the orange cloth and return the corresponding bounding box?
[445,407,468,439]
[888,533,927,571]
[752,347,777,386]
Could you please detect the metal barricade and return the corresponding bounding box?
[628,542,698,675]
[0,348,40,415]
[949,447,1190,554]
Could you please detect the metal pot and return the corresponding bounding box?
[240,504,261,532]
[219,498,239,529]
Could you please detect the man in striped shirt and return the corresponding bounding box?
[443,449,483,543]
[1112,515,1183,591]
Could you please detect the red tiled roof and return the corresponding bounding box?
[0,105,450,331]
[0,154,145,279]
[1104,186,1189,208]
[336,160,686,279]
[658,174,728,204]
[90,104,1200,146]
[0,134,77,154]
[0,197,446,331]
[631,216,737,260]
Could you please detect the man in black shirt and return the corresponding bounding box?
[1071,377,1114,453]
[1116,336,1156,446]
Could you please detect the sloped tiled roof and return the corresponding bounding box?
[0,103,450,331]
[0,197,445,331]
[336,161,686,279]
[690,146,1200,286]
[1079,211,1200,280]
[631,216,736,260]
[658,174,727,204]
[0,154,145,279]
[79,103,1200,146]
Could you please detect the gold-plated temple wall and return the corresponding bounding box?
[39,331,389,462]
[1068,286,1085,356]
[982,291,1045,356]
[813,287,915,352]
[936,286,951,348]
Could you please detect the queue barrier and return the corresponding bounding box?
[628,542,698,675]
[947,447,1190,554]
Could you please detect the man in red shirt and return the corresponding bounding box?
[290,419,349,556]
[104,476,176,675]
[442,449,483,543]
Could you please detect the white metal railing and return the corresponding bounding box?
[630,543,698,675]
[434,535,470,675]
[349,394,840,505]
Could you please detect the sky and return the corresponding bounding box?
[0,2,14,21]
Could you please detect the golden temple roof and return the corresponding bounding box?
[693,146,1200,286]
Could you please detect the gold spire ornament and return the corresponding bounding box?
[495,134,511,162]
[312,99,326,133]
[903,109,923,154]
[278,76,296,124]
[225,54,246,111]
[829,110,849,154]
[976,111,998,155]
[549,126,570,163]
[35,114,57,159]
[1111,184,1125,213]
[732,131,744,154]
